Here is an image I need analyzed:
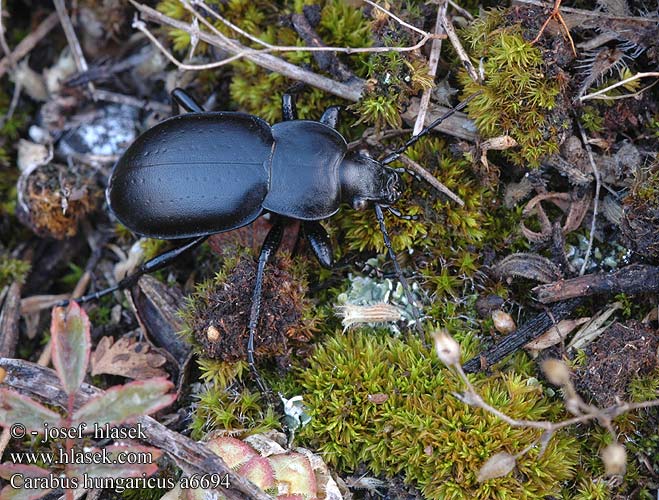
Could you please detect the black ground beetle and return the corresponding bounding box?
[64,88,471,390]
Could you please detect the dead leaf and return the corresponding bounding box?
[492,253,563,284]
[91,336,168,380]
[524,317,591,353]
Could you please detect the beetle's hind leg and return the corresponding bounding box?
[58,236,208,306]
[171,88,205,114]
[302,221,334,269]
[320,106,340,129]
[248,221,284,393]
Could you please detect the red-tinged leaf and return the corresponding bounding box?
[239,456,276,491]
[51,303,91,395]
[69,445,162,479]
[206,436,258,469]
[71,378,175,428]
[0,390,60,431]
[269,453,317,498]
[0,464,49,481]
[0,485,52,500]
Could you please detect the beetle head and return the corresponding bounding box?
[340,151,401,210]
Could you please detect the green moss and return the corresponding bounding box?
[628,368,659,402]
[190,385,280,440]
[0,257,31,288]
[580,105,605,134]
[458,10,567,167]
[298,330,579,498]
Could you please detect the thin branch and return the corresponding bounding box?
[448,0,474,20]
[130,0,363,101]
[413,1,445,136]
[0,0,16,69]
[580,72,659,101]
[576,121,601,276]
[52,0,95,95]
[0,11,58,78]
[440,9,481,83]
[398,154,464,206]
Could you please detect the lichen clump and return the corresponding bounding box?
[459,10,568,167]
[298,331,578,499]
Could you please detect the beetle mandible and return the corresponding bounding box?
[64,88,472,389]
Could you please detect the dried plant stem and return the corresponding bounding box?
[0,0,15,69]
[53,0,96,98]
[440,8,481,83]
[580,72,659,101]
[451,362,659,457]
[448,0,474,21]
[576,121,601,276]
[398,154,464,206]
[130,1,363,101]
[413,1,445,136]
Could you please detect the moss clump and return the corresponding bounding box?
[298,330,579,499]
[190,385,279,440]
[458,10,567,167]
[0,257,31,288]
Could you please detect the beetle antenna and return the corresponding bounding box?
[374,203,424,336]
[381,91,481,165]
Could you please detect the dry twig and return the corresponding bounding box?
[580,72,659,102]
[398,154,464,206]
[413,2,445,136]
[440,8,481,83]
[52,0,95,95]
[576,121,601,275]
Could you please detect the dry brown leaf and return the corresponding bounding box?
[91,336,168,380]
[492,253,563,284]
[524,317,591,353]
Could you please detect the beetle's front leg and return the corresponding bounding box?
[171,88,205,114]
[248,221,284,392]
[302,221,334,269]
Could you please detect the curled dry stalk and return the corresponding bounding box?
[432,330,659,481]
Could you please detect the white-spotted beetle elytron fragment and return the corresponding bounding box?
[62,88,472,390]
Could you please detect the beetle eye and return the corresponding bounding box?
[353,198,368,211]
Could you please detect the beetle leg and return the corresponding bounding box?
[58,236,208,306]
[171,88,205,114]
[373,204,424,336]
[319,106,340,129]
[281,93,298,121]
[385,205,419,221]
[248,221,284,392]
[302,221,334,269]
